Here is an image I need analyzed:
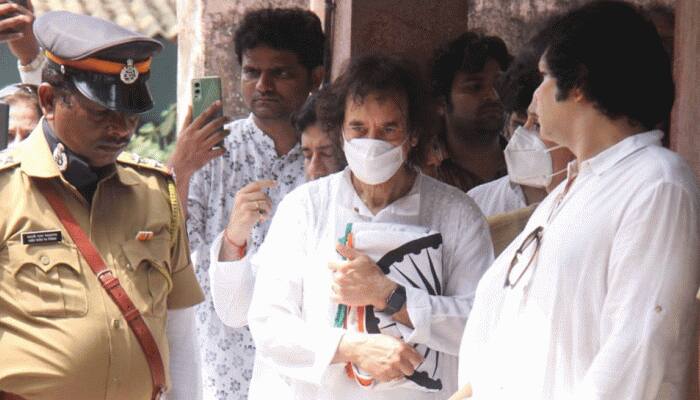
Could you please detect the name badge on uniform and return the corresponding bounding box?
[135,231,154,241]
[21,230,63,245]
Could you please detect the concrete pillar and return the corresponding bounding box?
[670,2,700,396]
[176,0,306,129]
[670,0,700,181]
[328,0,469,79]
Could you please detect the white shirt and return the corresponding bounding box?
[467,175,527,216]
[187,115,305,400]
[459,130,700,400]
[166,307,202,400]
[248,169,494,400]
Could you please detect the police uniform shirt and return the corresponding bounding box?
[0,122,204,400]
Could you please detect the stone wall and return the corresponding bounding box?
[327,0,470,80]
[468,0,675,54]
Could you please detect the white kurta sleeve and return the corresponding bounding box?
[166,306,202,400]
[208,231,256,328]
[572,182,700,400]
[18,54,46,86]
[248,191,346,386]
[396,202,494,355]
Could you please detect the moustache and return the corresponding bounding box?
[98,138,130,147]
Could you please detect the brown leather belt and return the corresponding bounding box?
[35,179,166,400]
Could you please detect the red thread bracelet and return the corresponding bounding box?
[224,230,247,259]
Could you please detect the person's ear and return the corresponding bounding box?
[38,83,57,121]
[572,86,586,103]
[310,66,325,92]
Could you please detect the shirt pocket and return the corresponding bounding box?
[7,242,88,318]
[120,238,173,317]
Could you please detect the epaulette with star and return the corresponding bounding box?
[0,151,20,173]
[117,152,172,176]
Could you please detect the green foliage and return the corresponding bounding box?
[127,103,177,162]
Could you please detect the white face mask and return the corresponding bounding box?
[504,125,564,188]
[343,137,406,185]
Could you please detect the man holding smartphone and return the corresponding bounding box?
[169,7,325,400]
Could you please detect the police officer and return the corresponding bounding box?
[0,11,204,400]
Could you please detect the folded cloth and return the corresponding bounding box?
[339,222,445,392]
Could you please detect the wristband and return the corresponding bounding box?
[224,229,247,259]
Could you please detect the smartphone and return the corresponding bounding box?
[192,76,225,148]
[0,102,9,151]
[0,0,29,43]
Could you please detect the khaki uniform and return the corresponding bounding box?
[486,203,538,257]
[0,125,204,400]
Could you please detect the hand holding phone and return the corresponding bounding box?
[192,76,226,149]
[167,78,229,187]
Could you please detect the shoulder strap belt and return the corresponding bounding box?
[34,179,166,400]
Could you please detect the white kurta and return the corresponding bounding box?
[459,130,700,400]
[187,114,305,400]
[467,175,527,217]
[248,169,494,400]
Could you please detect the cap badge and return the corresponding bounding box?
[53,143,68,172]
[120,59,139,84]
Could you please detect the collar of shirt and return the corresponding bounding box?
[571,130,663,177]
[337,167,423,225]
[241,113,302,161]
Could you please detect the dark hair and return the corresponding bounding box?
[543,0,674,129]
[498,50,541,116]
[234,8,324,70]
[292,90,322,133]
[430,31,512,101]
[41,64,77,102]
[293,88,346,167]
[318,55,432,167]
[498,15,560,116]
[293,88,342,151]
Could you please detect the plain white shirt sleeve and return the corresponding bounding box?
[572,182,700,400]
[18,54,46,86]
[166,306,202,400]
[248,192,346,386]
[208,232,257,328]
[394,205,494,355]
